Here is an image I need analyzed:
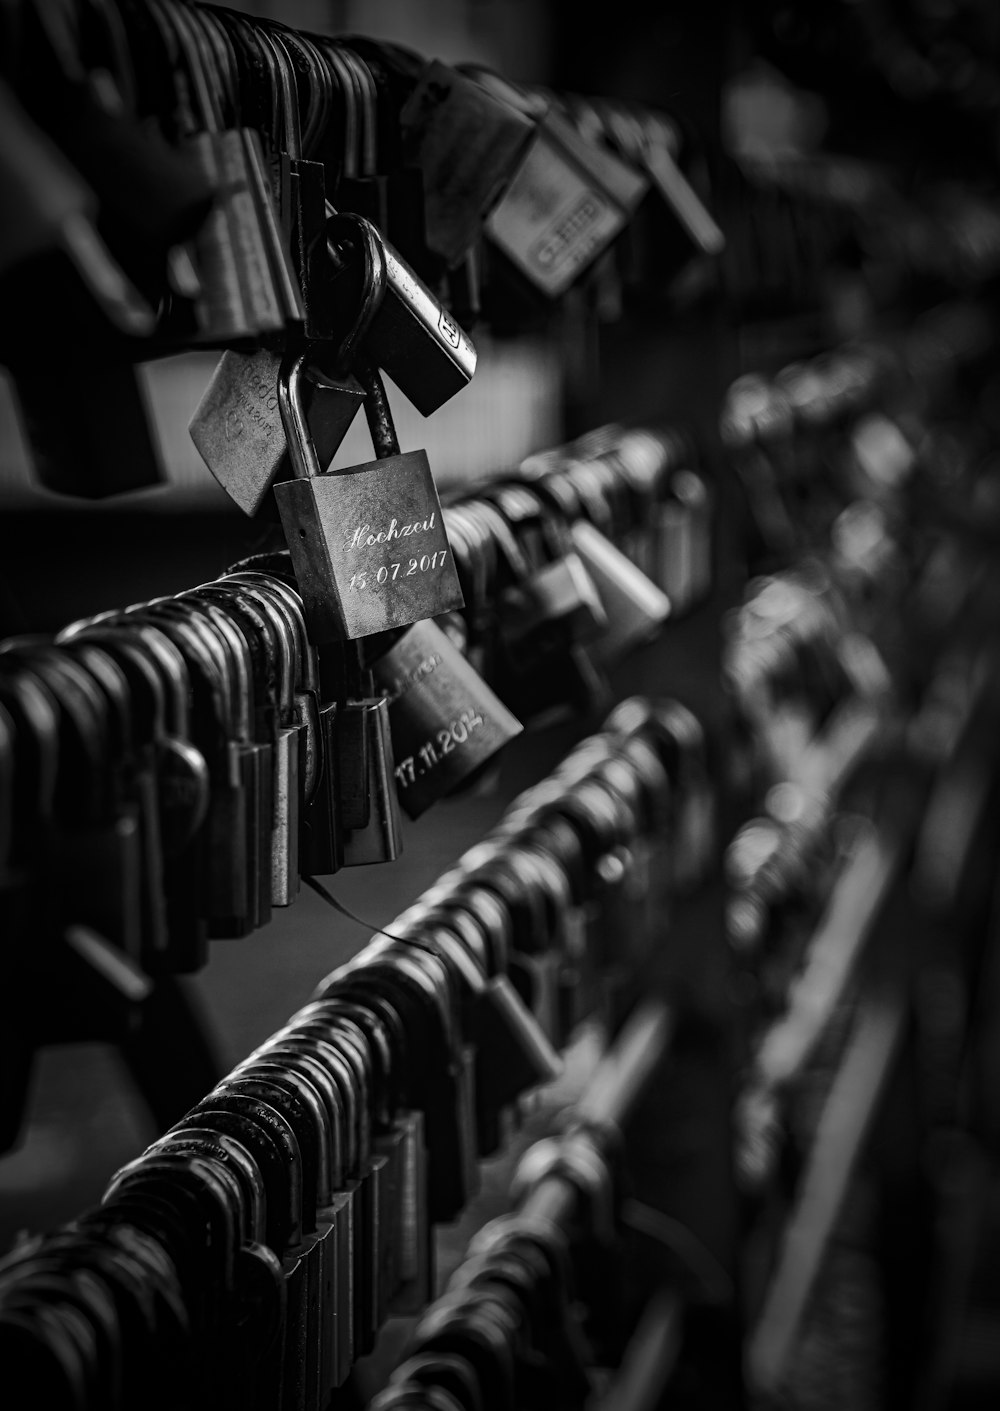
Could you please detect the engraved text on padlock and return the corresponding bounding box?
[275,353,465,642]
[372,619,522,818]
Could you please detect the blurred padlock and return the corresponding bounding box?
[569,521,671,665]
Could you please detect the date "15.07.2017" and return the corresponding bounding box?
[350,551,448,592]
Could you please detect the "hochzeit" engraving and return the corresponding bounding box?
[348,513,436,551]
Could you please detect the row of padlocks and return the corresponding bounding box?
[3,2,1000,1409]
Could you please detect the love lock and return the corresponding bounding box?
[274,350,465,642]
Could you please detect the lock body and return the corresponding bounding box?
[399,60,536,268]
[276,453,462,641]
[189,349,366,515]
[569,520,671,665]
[275,351,465,644]
[338,698,403,866]
[372,620,522,818]
[485,108,647,299]
[318,215,478,415]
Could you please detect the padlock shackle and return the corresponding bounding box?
[325,210,389,369]
[358,360,400,459]
[278,351,320,481]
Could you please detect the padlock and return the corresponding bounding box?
[454,494,608,725]
[610,427,686,580]
[326,41,391,236]
[487,487,607,653]
[318,952,470,1224]
[398,59,536,269]
[654,467,714,615]
[199,4,309,331]
[354,45,433,270]
[264,28,334,342]
[188,350,367,517]
[173,1,295,339]
[141,0,264,344]
[605,105,725,286]
[339,697,404,866]
[476,74,648,300]
[369,619,522,819]
[442,503,500,681]
[188,206,387,518]
[569,520,671,666]
[299,697,343,878]
[316,211,478,416]
[328,44,428,277]
[274,351,464,643]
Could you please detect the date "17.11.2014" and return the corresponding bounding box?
[394,708,486,788]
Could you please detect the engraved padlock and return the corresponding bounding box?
[369,619,522,819]
[274,350,464,643]
[188,348,367,516]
